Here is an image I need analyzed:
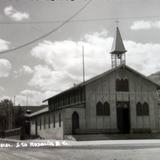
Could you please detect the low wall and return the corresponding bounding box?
[38,127,63,139]
[4,128,21,140]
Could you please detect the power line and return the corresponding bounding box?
[0,0,93,55]
[1,15,160,25]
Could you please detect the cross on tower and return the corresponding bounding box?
[115,19,119,27]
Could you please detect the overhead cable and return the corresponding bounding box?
[0,0,93,55]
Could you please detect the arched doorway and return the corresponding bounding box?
[72,112,79,134]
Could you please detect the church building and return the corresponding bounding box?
[29,27,160,139]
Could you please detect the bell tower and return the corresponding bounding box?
[110,27,127,68]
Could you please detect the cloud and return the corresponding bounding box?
[0,90,46,106]
[30,30,160,103]
[4,6,30,21]
[131,20,160,30]
[15,90,43,106]
[0,96,10,102]
[31,31,110,79]
[15,89,54,106]
[0,39,10,51]
[14,65,33,78]
[0,59,12,77]
[30,31,110,94]
[22,65,33,74]
[28,65,78,92]
[125,41,160,75]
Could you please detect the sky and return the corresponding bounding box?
[0,0,160,106]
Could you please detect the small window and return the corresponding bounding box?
[143,102,149,116]
[136,102,149,116]
[59,113,61,127]
[103,102,110,115]
[116,79,129,91]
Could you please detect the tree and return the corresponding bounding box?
[0,99,14,130]
[14,105,25,128]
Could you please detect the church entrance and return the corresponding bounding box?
[116,102,130,133]
[72,112,79,134]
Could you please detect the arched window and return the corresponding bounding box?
[96,102,103,116]
[124,79,129,91]
[72,111,79,134]
[120,79,124,90]
[103,101,110,115]
[136,102,142,116]
[143,102,149,116]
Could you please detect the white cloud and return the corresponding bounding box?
[131,21,152,30]
[13,65,33,78]
[31,31,110,78]
[131,20,160,30]
[125,41,160,75]
[22,65,33,74]
[4,6,30,21]
[29,30,160,103]
[15,89,55,106]
[30,31,110,94]
[13,89,58,106]
[0,96,10,102]
[28,65,78,92]
[0,59,12,77]
[15,90,43,106]
[0,39,10,51]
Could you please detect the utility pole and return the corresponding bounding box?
[82,44,85,83]
[26,96,28,111]
[13,96,16,106]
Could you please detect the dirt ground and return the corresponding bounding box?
[1,147,160,160]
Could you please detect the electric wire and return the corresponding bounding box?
[1,15,160,25]
[0,0,93,55]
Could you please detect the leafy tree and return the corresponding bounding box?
[0,99,13,130]
[14,105,25,128]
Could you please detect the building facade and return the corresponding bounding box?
[29,27,160,139]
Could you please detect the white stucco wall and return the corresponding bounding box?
[30,111,64,139]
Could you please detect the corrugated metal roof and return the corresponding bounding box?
[26,107,49,117]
